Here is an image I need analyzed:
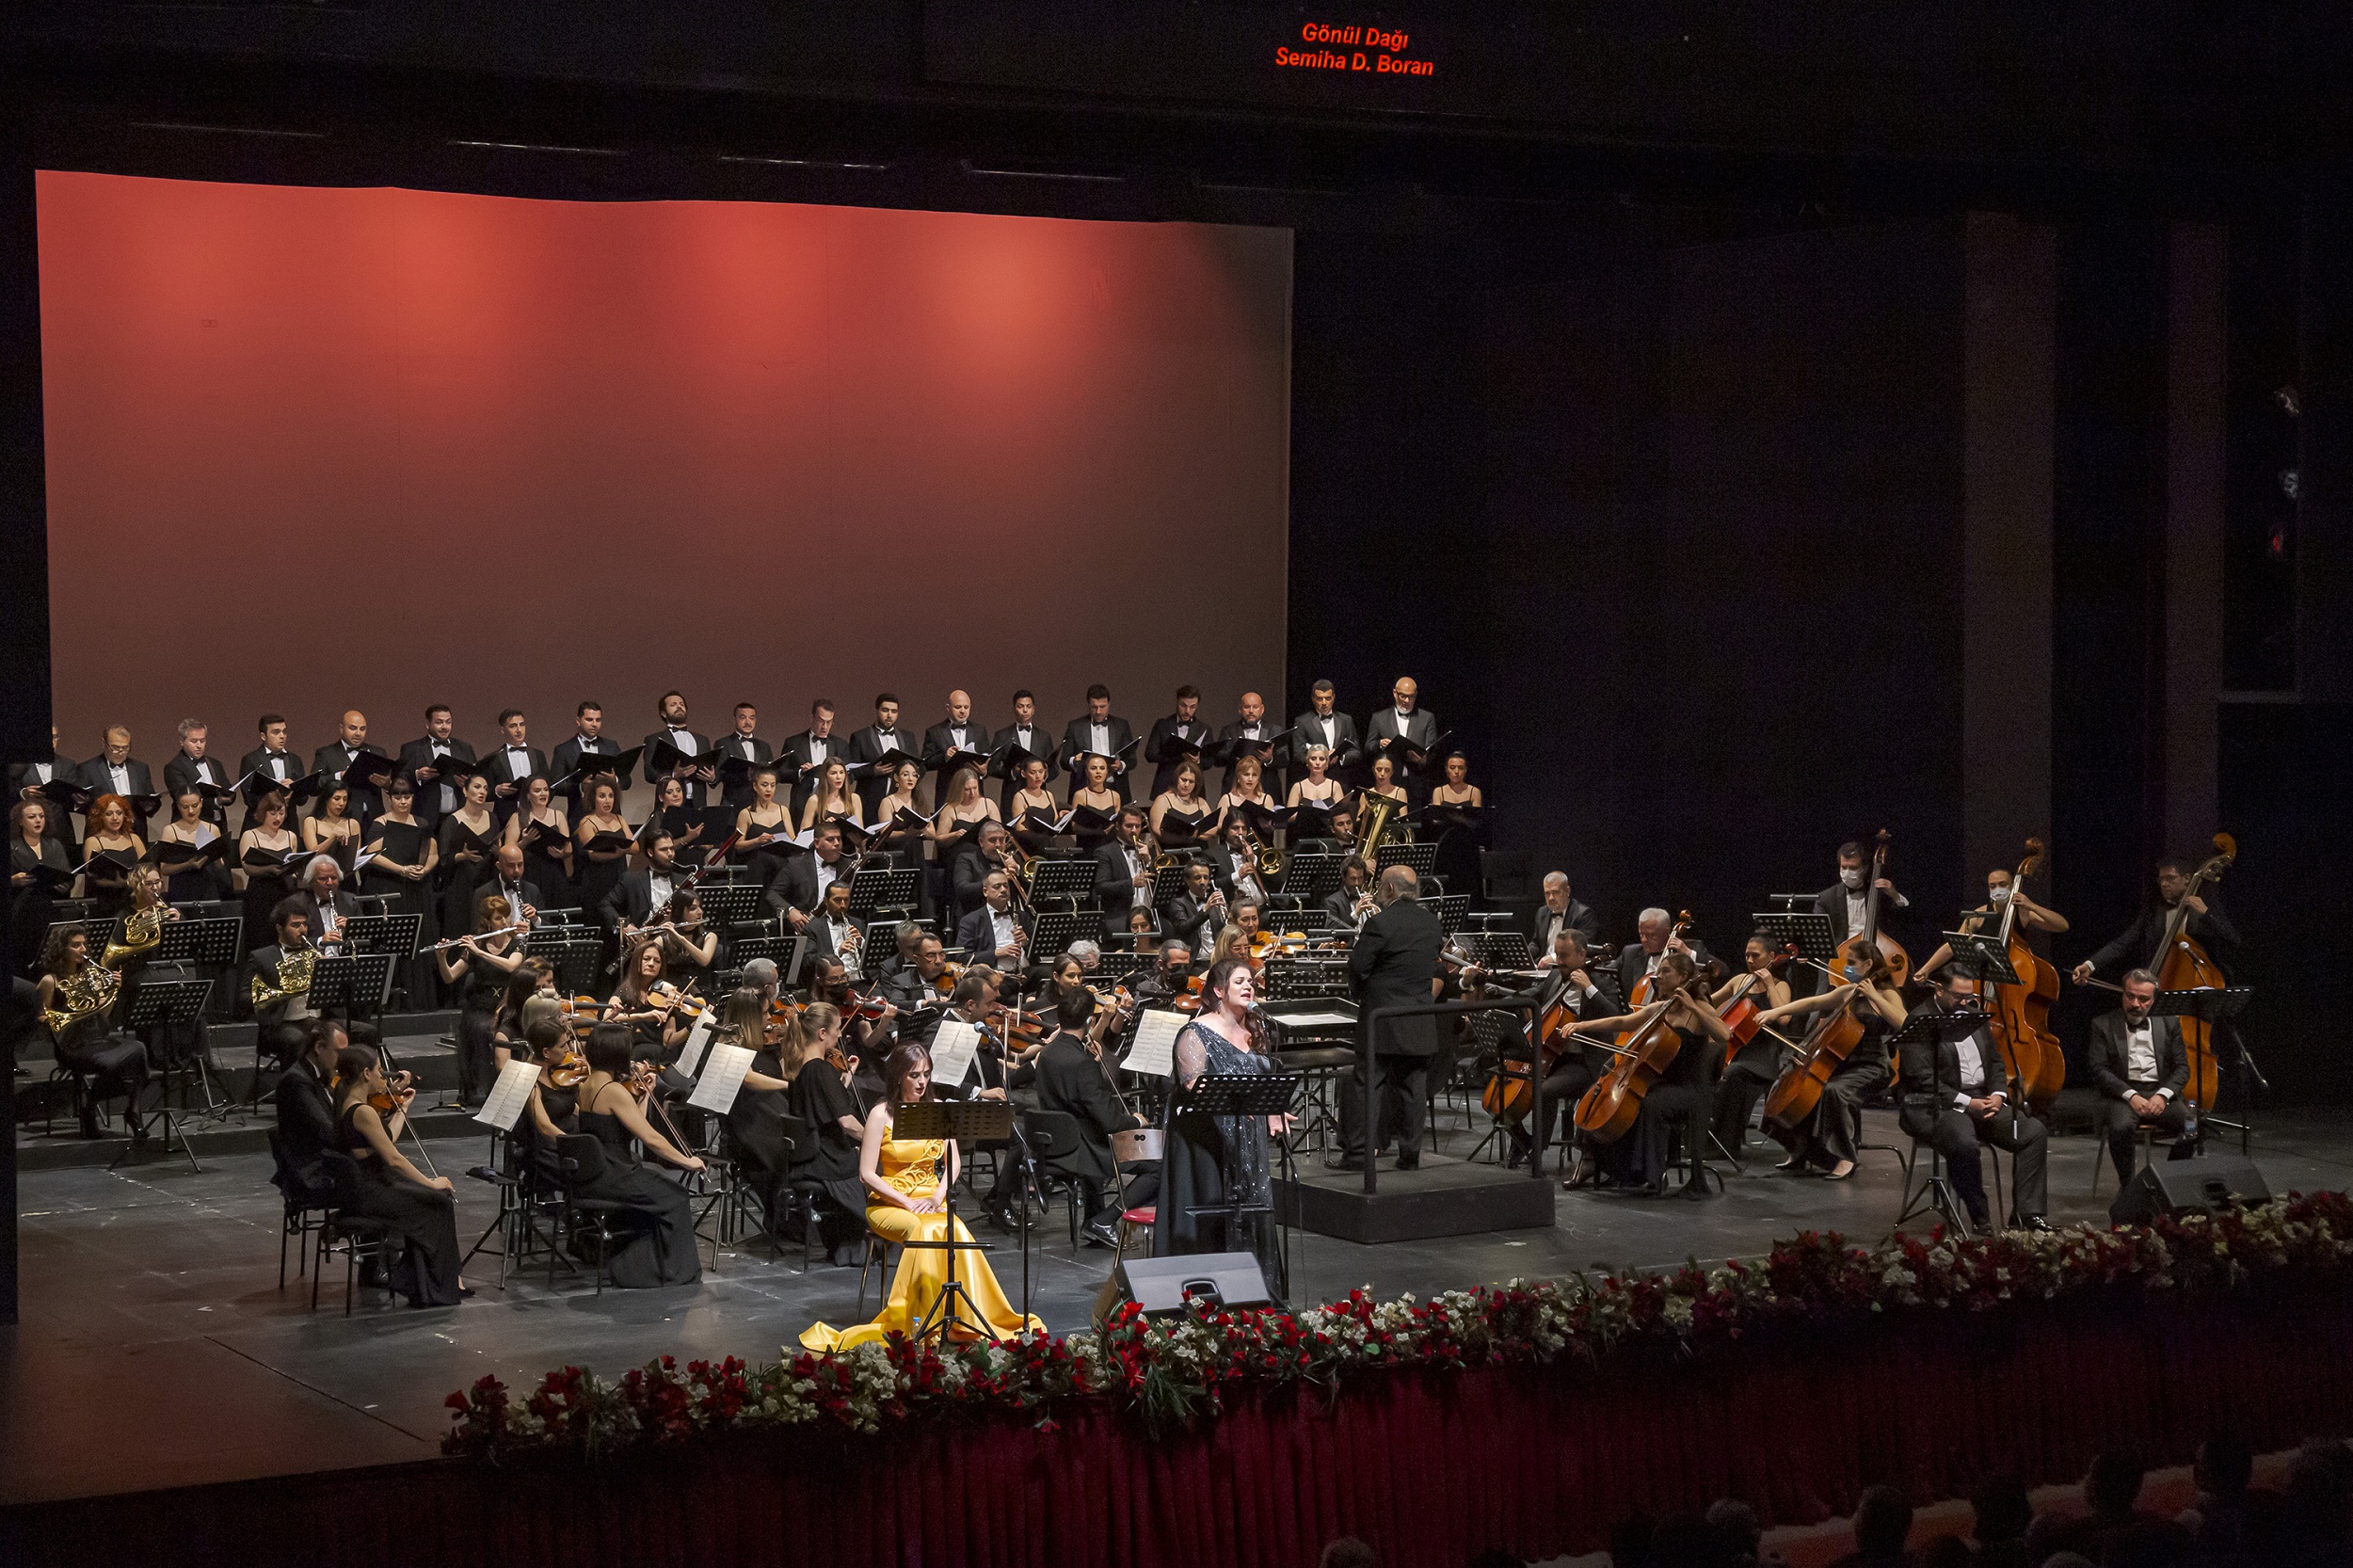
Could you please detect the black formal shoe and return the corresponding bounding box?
[1080,1221,1120,1250]
[2020,1216,2057,1235]
[982,1201,1016,1233]
[1395,1150,1420,1172]
[1335,1155,1367,1172]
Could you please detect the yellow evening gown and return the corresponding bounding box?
[797,1132,1044,1351]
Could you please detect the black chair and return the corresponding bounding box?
[1016,1110,1087,1252]
[774,1112,844,1272]
[312,1149,398,1316]
[552,1132,639,1296]
[265,1126,335,1289]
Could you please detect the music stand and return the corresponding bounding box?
[1148,860,1197,908]
[1888,1008,2002,1240]
[889,1098,1020,1343]
[537,936,605,997]
[153,914,244,1018]
[1180,1071,1303,1302]
[309,952,396,1020]
[1024,858,1098,905]
[344,913,422,958]
[1261,958,1351,1000]
[1275,851,1340,901]
[1753,911,1839,968]
[2152,985,2260,1148]
[1940,932,2022,986]
[728,932,807,985]
[1429,893,1470,935]
[1266,908,1329,937]
[114,979,213,1172]
[848,867,920,921]
[1375,842,1436,879]
[1030,909,1104,959]
[696,883,760,930]
[1469,931,1534,970]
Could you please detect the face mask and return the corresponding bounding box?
[1844,963,1867,982]
[1840,868,1864,889]
[1988,886,2011,903]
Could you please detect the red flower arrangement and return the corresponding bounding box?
[444,1192,2353,1459]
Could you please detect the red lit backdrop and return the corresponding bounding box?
[36,171,1291,794]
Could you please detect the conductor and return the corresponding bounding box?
[1339,865,1446,1171]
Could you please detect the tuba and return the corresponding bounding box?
[251,945,318,1013]
[103,904,166,969]
[1354,791,1403,878]
[42,964,121,1036]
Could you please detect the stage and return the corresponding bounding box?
[8,1027,2349,1513]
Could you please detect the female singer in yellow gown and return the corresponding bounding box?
[799,1041,1043,1351]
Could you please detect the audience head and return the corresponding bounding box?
[1852,1484,1913,1557]
[1969,1472,2031,1544]
[1313,1539,1375,1568]
[2086,1448,2148,1518]
[1704,1497,1760,1560]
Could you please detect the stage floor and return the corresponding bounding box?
[8,1082,2350,1510]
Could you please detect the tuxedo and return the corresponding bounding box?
[989,721,1058,808]
[780,728,842,815]
[954,902,1031,962]
[77,755,157,829]
[1144,713,1211,797]
[759,855,824,921]
[1531,899,1602,954]
[715,733,774,809]
[549,733,620,813]
[1321,885,1372,929]
[393,735,477,824]
[845,723,915,817]
[1214,717,1278,796]
[920,720,988,783]
[805,910,859,964]
[641,724,714,808]
[163,751,235,825]
[292,887,363,949]
[1288,708,1361,773]
[1811,878,1913,945]
[472,876,542,927]
[2086,900,2242,977]
[1363,706,1438,764]
[310,741,388,818]
[1342,893,1447,1160]
[1897,999,2048,1224]
[1201,840,1271,905]
[1092,836,1150,924]
[598,866,686,933]
[270,1054,340,1204]
[1036,1030,1152,1229]
[949,842,1014,926]
[1058,713,1138,801]
[1159,889,1223,951]
[2088,1007,2197,1178]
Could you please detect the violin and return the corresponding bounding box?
[933,960,967,998]
[545,1040,590,1088]
[647,980,706,1020]
[1985,838,2065,1110]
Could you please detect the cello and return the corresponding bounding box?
[1760,990,1865,1138]
[1481,969,1582,1120]
[1572,952,1716,1145]
[1986,839,2065,1109]
[2152,833,2237,1115]
[1626,910,1696,1007]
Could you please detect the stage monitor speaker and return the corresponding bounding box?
[1109,1252,1273,1318]
[2108,1153,2273,1227]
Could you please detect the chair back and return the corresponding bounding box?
[317,1147,371,1210]
[556,1131,608,1187]
[1020,1109,1084,1160]
[777,1112,813,1164]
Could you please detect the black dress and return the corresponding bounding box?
[240,839,297,942]
[9,836,70,979]
[515,814,575,908]
[574,826,632,918]
[1154,1020,1283,1297]
[575,1095,701,1288]
[1585,1022,1711,1191]
[154,827,231,904]
[360,818,437,1004]
[514,1080,578,1190]
[782,1054,868,1249]
[1769,1009,1892,1172]
[433,814,500,955]
[332,1102,463,1306]
[735,809,796,891]
[49,997,151,1111]
[451,956,509,1106]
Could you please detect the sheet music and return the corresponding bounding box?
[1126,1009,1185,1078]
[689,1043,755,1113]
[930,1018,982,1086]
[474,1059,542,1131]
[1274,1009,1355,1029]
[674,1012,717,1078]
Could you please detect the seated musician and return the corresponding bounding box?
[606,937,693,1064]
[1125,907,1162,956]
[1130,939,1195,1007]
[1917,865,2069,980]
[2089,968,2197,1184]
[1554,949,1730,1193]
[596,830,683,936]
[1897,971,2054,1233]
[1207,812,1272,906]
[37,923,153,1143]
[807,954,894,1075]
[270,1017,346,1208]
[1751,946,1906,1179]
[953,869,1031,968]
[2071,854,2241,987]
[1035,985,1158,1248]
[1160,861,1226,952]
[1321,858,1377,929]
[876,934,954,1035]
[245,900,317,1071]
[1708,931,1795,1160]
[1491,929,1615,1168]
[1531,872,1600,956]
[948,819,1017,931]
[759,821,849,932]
[869,920,925,983]
[1615,908,1708,1003]
[807,880,863,971]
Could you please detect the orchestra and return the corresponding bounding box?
[7,675,2266,1326]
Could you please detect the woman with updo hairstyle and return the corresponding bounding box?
[568,1021,703,1288]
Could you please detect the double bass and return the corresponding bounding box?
[1986,839,2064,1109]
[1838,830,1910,989]
[2153,833,2237,1114]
